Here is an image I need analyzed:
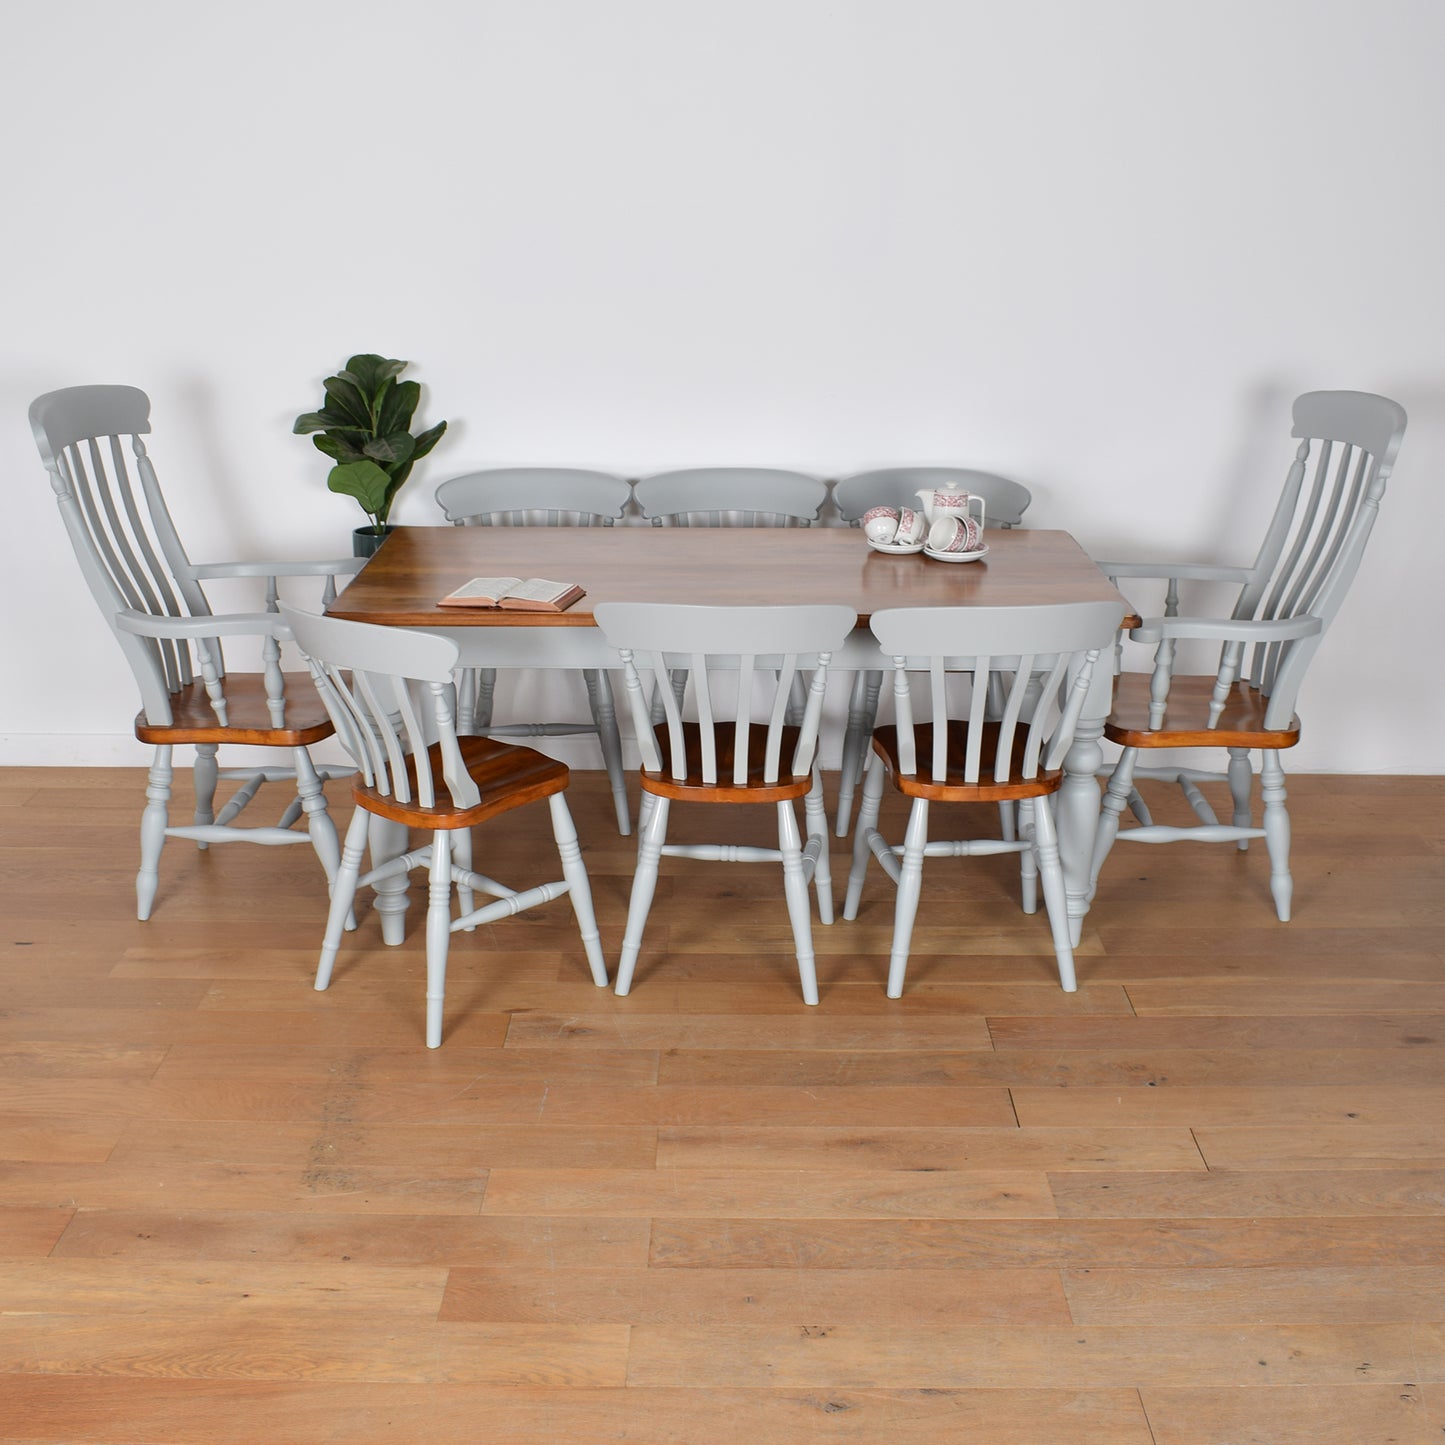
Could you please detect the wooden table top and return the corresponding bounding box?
[328,525,1137,628]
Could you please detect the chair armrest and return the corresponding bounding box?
[1096,559,1255,584]
[1129,614,1323,645]
[185,557,365,581]
[114,610,287,640]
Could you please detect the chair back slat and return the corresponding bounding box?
[596,603,856,786]
[280,606,478,810]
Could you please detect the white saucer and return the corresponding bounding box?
[867,538,926,555]
[923,544,990,563]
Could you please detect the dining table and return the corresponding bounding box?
[326,524,1137,949]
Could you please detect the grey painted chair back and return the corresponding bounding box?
[834,467,1032,528]
[280,606,479,811]
[870,601,1125,784]
[434,468,632,527]
[595,603,856,783]
[1225,391,1406,725]
[634,468,828,528]
[31,385,214,722]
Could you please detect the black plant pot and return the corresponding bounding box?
[353,525,395,559]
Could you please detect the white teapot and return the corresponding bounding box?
[916,479,986,532]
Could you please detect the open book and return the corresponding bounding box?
[437,576,586,612]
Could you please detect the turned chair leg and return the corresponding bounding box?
[424,830,454,1048]
[616,793,670,996]
[777,799,821,1006]
[193,743,219,848]
[886,798,929,999]
[548,794,608,986]
[316,808,369,992]
[1260,751,1293,922]
[137,746,173,921]
[1228,747,1254,851]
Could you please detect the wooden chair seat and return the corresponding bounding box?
[133,675,336,746]
[1105,673,1301,750]
[640,723,813,804]
[871,722,1063,803]
[355,735,570,828]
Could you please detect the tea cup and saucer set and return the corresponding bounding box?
[861,481,989,562]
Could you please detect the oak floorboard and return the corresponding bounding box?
[1062,1263,1445,1324]
[0,1207,72,1257]
[623,1321,1445,1388]
[653,1124,1204,1172]
[1013,1082,1445,1127]
[988,1012,1445,1050]
[0,1380,1156,1445]
[439,1264,1071,1325]
[658,1045,1445,1087]
[0,1313,629,1385]
[50,1209,651,1267]
[1194,1123,1445,1170]
[649,1216,1445,1269]
[1140,1384,1445,1445]
[1048,1169,1445,1218]
[482,1166,1056,1218]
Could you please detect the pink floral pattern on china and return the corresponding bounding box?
[932,490,972,511]
[860,505,899,526]
[895,507,926,545]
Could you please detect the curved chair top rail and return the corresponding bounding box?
[833,467,1032,528]
[435,468,632,526]
[633,467,828,527]
[30,384,152,462]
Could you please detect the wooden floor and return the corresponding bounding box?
[2,765,1444,1443]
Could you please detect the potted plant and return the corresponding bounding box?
[294,353,448,556]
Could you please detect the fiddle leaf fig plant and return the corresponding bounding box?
[294,353,447,534]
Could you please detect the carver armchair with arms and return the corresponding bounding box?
[595,602,856,1004]
[281,605,608,1048]
[843,600,1124,995]
[434,467,633,835]
[31,384,360,919]
[1091,389,1407,919]
[831,467,1034,836]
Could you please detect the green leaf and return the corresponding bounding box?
[410,419,448,460]
[293,411,332,434]
[326,459,392,519]
[343,354,406,399]
[322,375,372,430]
[378,378,420,435]
[312,433,365,463]
[363,432,416,468]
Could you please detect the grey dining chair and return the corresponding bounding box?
[435,468,634,835]
[31,384,359,919]
[1091,390,1407,920]
[281,604,608,1047]
[831,467,1034,837]
[595,602,856,1004]
[844,600,1124,995]
[633,467,828,528]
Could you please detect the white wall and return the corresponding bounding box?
[4,0,1442,771]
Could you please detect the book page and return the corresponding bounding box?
[504,577,577,605]
[439,576,521,605]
